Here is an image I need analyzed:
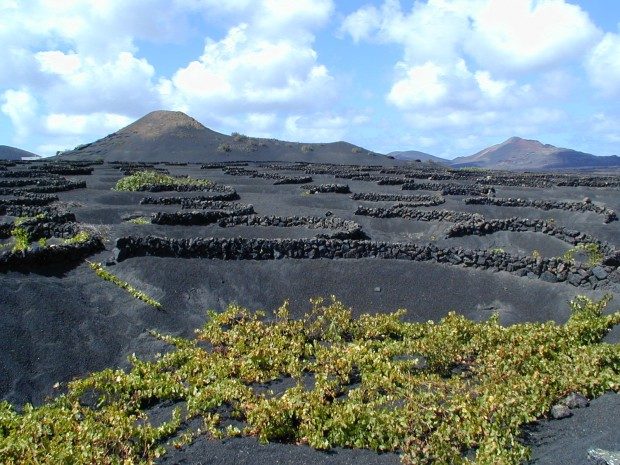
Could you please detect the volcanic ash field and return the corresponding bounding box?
[1,159,619,465]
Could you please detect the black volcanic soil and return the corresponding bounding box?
[1,161,619,464]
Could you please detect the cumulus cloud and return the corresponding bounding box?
[1,89,39,140]
[466,0,600,73]
[34,50,159,115]
[0,0,342,154]
[44,113,133,137]
[340,0,607,156]
[586,31,620,96]
[387,59,527,115]
[342,0,600,73]
[160,1,337,123]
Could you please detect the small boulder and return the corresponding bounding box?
[540,271,558,283]
[583,197,592,204]
[588,448,620,465]
[561,392,589,409]
[592,266,608,280]
[550,404,572,419]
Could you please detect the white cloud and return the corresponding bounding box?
[44,113,133,136]
[160,2,337,124]
[342,0,600,73]
[1,89,39,140]
[245,113,278,135]
[341,0,472,64]
[586,31,620,96]
[591,113,620,144]
[339,4,381,43]
[388,61,448,107]
[466,0,600,73]
[341,0,602,156]
[387,59,522,113]
[33,51,158,115]
[284,114,349,142]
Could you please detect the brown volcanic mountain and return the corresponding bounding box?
[387,149,449,164]
[0,145,40,160]
[57,110,395,165]
[450,137,620,170]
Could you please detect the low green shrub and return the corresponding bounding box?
[14,214,45,226]
[127,216,150,225]
[10,226,30,252]
[64,231,90,245]
[113,171,214,192]
[0,296,618,464]
[217,143,231,153]
[232,132,249,143]
[562,243,604,267]
[88,261,162,309]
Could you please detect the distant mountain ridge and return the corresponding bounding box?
[449,137,620,170]
[51,114,620,170]
[386,150,449,164]
[390,137,620,171]
[0,145,40,160]
[56,110,398,165]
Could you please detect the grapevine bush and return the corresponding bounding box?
[0,296,618,464]
[113,170,215,191]
[88,261,162,309]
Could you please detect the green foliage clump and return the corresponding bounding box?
[562,243,604,268]
[217,143,231,153]
[10,226,30,252]
[64,231,90,245]
[14,214,46,226]
[113,170,214,192]
[127,216,151,225]
[88,261,162,309]
[231,132,248,142]
[490,247,505,255]
[0,296,618,464]
[300,144,314,153]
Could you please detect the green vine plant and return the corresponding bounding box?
[127,216,151,225]
[64,231,91,245]
[10,226,31,252]
[88,261,162,309]
[561,243,604,268]
[0,296,618,464]
[13,214,46,226]
[113,170,215,191]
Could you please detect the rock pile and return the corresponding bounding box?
[351,192,445,206]
[402,182,492,196]
[445,216,615,254]
[301,184,350,194]
[464,197,617,223]
[355,205,480,222]
[111,236,619,289]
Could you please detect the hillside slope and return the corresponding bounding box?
[0,145,40,160]
[451,137,620,170]
[57,110,396,165]
[387,150,449,164]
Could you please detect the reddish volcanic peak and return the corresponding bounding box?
[121,110,208,139]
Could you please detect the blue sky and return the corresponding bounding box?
[1,0,619,159]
